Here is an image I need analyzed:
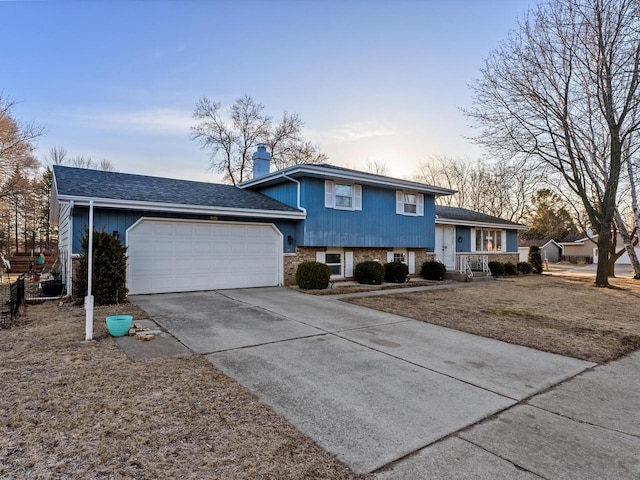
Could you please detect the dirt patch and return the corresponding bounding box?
[1,301,364,479]
[345,275,640,364]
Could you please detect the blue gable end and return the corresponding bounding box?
[297,178,435,248]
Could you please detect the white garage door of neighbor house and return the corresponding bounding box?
[127,219,282,294]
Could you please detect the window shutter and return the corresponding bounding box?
[387,252,394,263]
[417,194,424,216]
[316,252,326,263]
[354,184,362,211]
[345,251,354,277]
[408,251,416,274]
[396,191,404,214]
[470,229,476,252]
[325,181,335,208]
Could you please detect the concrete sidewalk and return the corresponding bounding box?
[131,287,638,477]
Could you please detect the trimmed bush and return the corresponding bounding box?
[295,261,331,289]
[517,261,533,274]
[503,262,517,276]
[488,261,505,276]
[384,261,409,283]
[528,245,543,274]
[421,260,447,280]
[74,228,128,305]
[354,261,385,285]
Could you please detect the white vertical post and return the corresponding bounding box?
[85,201,94,341]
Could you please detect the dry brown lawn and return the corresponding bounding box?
[345,274,640,364]
[0,302,363,480]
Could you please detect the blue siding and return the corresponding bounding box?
[257,182,298,209]
[455,226,472,252]
[506,230,518,252]
[299,178,435,248]
[71,207,299,254]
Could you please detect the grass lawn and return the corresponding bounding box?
[345,274,640,364]
[0,302,362,479]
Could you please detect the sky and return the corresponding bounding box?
[2,0,535,183]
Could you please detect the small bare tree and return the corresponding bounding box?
[191,95,327,185]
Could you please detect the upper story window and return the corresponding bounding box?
[325,180,362,211]
[475,228,503,252]
[396,191,424,216]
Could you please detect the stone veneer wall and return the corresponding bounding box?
[283,247,436,286]
[482,253,520,265]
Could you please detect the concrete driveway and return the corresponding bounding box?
[131,287,607,475]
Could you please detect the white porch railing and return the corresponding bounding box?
[457,254,489,275]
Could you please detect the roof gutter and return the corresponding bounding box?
[435,218,529,230]
[56,194,306,220]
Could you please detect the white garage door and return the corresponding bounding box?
[127,218,283,294]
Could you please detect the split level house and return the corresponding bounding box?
[50,145,526,295]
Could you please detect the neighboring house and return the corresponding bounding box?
[433,206,526,273]
[50,145,526,295]
[560,233,640,265]
[518,239,562,263]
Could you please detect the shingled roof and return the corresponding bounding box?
[435,205,527,229]
[52,165,301,214]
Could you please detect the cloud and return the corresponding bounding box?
[309,121,399,144]
[61,107,194,135]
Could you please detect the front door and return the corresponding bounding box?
[435,226,456,270]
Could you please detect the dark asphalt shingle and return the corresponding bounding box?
[436,205,525,228]
[53,165,300,213]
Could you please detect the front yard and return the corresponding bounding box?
[2,273,639,478]
[346,274,640,363]
[0,302,361,479]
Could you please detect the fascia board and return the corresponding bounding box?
[240,165,457,196]
[57,194,306,220]
[436,217,529,230]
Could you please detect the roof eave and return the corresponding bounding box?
[56,195,306,220]
[239,165,457,196]
[436,218,529,230]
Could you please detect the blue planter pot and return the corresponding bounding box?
[105,315,133,337]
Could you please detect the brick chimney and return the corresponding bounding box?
[252,143,271,179]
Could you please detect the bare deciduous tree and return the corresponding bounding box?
[414,156,539,222]
[191,95,327,185]
[467,0,640,286]
[0,93,42,200]
[365,160,390,176]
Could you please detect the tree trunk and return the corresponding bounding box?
[595,227,611,286]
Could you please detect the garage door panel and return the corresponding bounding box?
[127,219,282,294]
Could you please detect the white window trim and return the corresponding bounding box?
[317,248,345,279]
[396,191,424,216]
[325,180,362,211]
[472,228,506,253]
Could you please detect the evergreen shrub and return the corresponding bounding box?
[503,262,517,275]
[295,261,331,289]
[74,228,128,305]
[488,261,505,276]
[528,245,544,273]
[354,261,385,285]
[384,261,409,283]
[517,261,533,274]
[421,260,446,280]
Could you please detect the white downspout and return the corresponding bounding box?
[85,200,94,341]
[67,200,74,297]
[281,172,307,214]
